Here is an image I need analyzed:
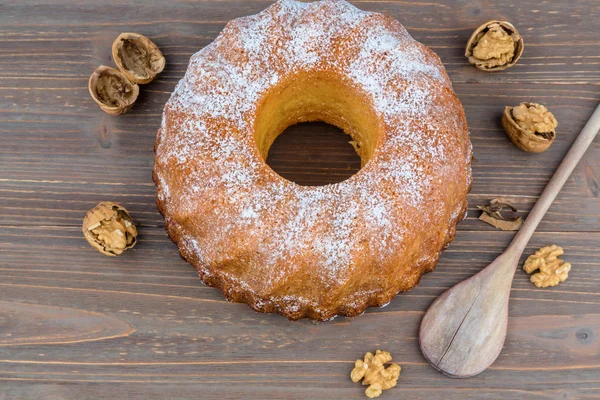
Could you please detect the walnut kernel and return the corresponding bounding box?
[523,245,571,288]
[83,202,137,256]
[465,21,524,71]
[351,350,401,398]
[502,102,558,152]
[112,33,165,84]
[89,66,139,115]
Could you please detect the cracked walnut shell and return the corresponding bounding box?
[351,350,401,398]
[89,66,139,115]
[477,198,523,231]
[83,202,137,256]
[465,20,524,71]
[523,245,571,288]
[112,33,165,84]
[502,102,558,152]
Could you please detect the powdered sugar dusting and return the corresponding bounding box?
[154,0,472,319]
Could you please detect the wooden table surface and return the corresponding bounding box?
[2,0,600,399]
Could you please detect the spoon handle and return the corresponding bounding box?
[508,103,600,256]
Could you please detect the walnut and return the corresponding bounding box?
[502,102,558,152]
[477,198,523,231]
[351,350,401,398]
[88,66,139,115]
[112,33,165,84]
[523,245,571,288]
[465,21,524,71]
[83,202,137,256]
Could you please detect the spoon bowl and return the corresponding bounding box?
[420,251,516,377]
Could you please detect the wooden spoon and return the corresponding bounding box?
[419,103,600,378]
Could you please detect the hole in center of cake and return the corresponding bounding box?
[265,121,362,186]
[253,71,382,186]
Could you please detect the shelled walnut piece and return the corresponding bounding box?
[112,33,165,84]
[465,20,524,71]
[523,245,571,288]
[502,102,558,152]
[88,66,139,115]
[351,350,401,398]
[83,202,137,256]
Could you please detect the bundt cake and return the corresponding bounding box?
[153,0,472,320]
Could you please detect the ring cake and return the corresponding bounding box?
[154,0,472,320]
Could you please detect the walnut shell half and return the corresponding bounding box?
[112,33,165,84]
[465,20,524,72]
[502,102,558,153]
[89,65,139,115]
[83,202,138,256]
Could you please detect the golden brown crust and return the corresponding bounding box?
[153,0,472,320]
[154,173,469,321]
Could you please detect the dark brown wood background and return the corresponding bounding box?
[1,1,600,399]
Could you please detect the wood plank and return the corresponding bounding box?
[2,0,600,398]
[0,301,134,346]
[0,97,599,231]
[2,228,599,313]
[2,18,599,230]
[1,230,599,397]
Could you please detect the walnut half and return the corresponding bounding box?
[523,245,571,288]
[88,66,139,115]
[502,102,558,152]
[465,20,524,71]
[112,33,165,84]
[83,202,138,256]
[351,350,401,398]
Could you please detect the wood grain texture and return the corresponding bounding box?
[421,103,600,378]
[0,301,135,346]
[1,0,600,399]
